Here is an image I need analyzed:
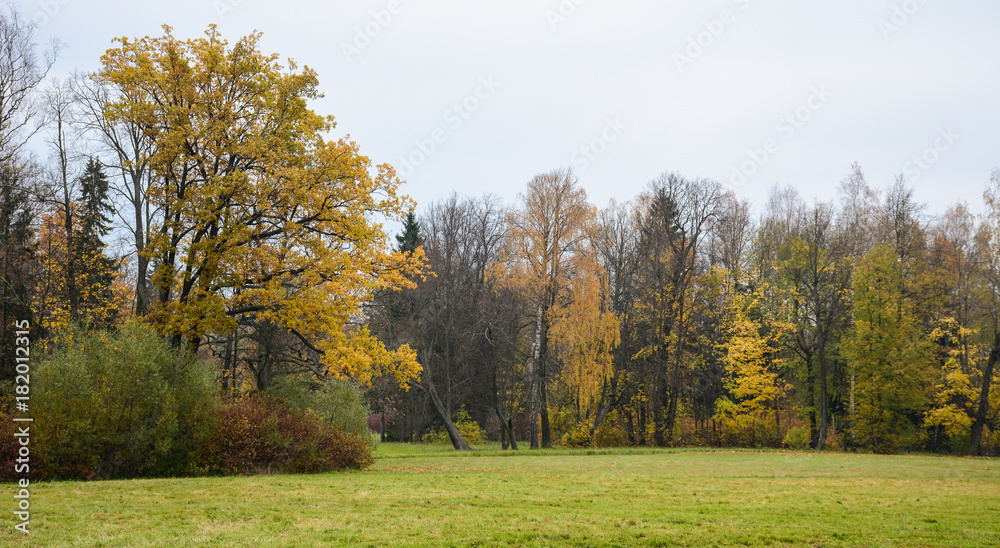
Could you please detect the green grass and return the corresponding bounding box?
[4,445,999,547]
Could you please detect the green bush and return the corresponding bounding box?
[782,427,812,450]
[33,322,217,479]
[270,376,372,441]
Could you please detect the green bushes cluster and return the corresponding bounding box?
[13,322,373,480]
[32,323,217,479]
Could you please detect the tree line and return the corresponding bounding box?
[369,167,1000,456]
[1,11,997,458]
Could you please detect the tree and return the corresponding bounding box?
[98,26,423,387]
[396,209,422,253]
[971,170,1000,455]
[713,274,791,446]
[1,5,54,377]
[632,173,721,445]
[844,245,935,453]
[587,199,641,439]
[71,71,155,316]
[508,169,592,448]
[549,250,620,426]
[0,4,56,164]
[375,195,507,450]
[779,201,849,448]
[0,163,36,383]
[32,159,122,333]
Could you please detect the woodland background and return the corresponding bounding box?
[1,8,998,480]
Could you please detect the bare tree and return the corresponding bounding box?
[0,4,57,163]
[71,72,155,315]
[634,173,721,445]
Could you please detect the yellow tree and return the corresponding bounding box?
[507,169,592,448]
[98,26,423,387]
[844,245,935,452]
[549,250,620,427]
[924,318,980,452]
[713,273,791,446]
[32,207,127,338]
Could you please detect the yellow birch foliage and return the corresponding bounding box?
[549,252,620,420]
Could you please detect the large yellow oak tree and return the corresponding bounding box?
[98,26,423,386]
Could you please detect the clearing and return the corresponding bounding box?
[4,444,999,547]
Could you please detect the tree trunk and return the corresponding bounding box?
[496,407,517,450]
[528,304,543,449]
[133,171,149,316]
[424,382,470,450]
[817,341,830,449]
[590,378,616,437]
[969,332,1000,456]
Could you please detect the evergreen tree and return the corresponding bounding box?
[73,158,118,326]
[396,209,422,253]
[0,163,36,383]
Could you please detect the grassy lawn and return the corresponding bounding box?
[4,444,999,547]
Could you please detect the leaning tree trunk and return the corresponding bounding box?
[424,381,470,451]
[969,332,1000,456]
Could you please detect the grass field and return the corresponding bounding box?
[4,444,999,547]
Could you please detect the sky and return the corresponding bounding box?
[12,0,1000,218]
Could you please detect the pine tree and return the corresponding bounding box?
[74,158,118,326]
[396,209,422,253]
[0,164,36,382]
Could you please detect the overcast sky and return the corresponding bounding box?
[13,0,1000,217]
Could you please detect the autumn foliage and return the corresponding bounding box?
[198,395,374,475]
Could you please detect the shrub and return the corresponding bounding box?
[783,427,811,450]
[592,414,629,448]
[561,422,593,448]
[421,410,485,445]
[0,412,20,481]
[32,322,217,479]
[270,376,373,441]
[200,395,373,475]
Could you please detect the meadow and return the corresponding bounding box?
[4,444,999,547]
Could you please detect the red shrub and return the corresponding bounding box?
[199,396,373,475]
